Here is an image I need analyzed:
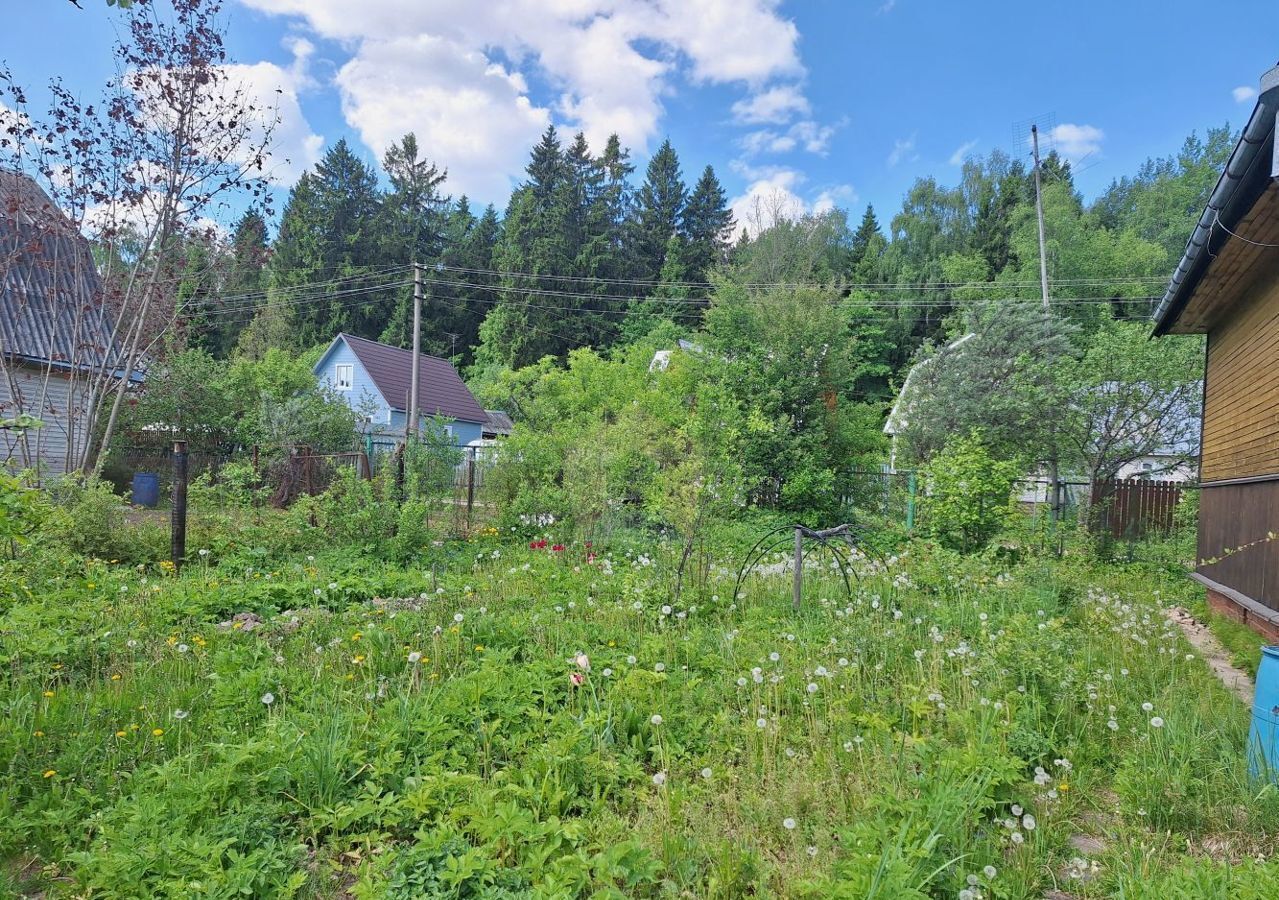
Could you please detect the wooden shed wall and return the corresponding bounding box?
[1197,479,1279,612]
[0,362,93,477]
[1201,272,1279,482]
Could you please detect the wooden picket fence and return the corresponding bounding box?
[1089,478,1184,539]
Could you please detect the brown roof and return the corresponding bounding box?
[339,333,486,423]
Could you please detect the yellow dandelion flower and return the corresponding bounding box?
[474,645,484,652]
[42,690,55,698]
[42,770,56,778]
[352,632,362,641]
[115,730,126,737]
[52,663,62,670]
[345,673,355,680]
[111,674,122,681]
[352,655,365,664]
[152,728,164,737]
[1059,782,1070,793]
[32,730,44,737]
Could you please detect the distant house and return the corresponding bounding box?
[313,333,487,447]
[0,171,136,477]
[1153,62,1279,636]
[649,339,704,373]
[481,410,514,440]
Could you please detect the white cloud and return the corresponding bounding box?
[238,0,808,202]
[1233,85,1259,104]
[222,37,324,184]
[336,34,550,202]
[740,119,838,158]
[878,0,898,13]
[948,139,978,166]
[727,166,854,237]
[731,84,810,125]
[1048,122,1103,162]
[887,134,917,167]
[813,183,857,215]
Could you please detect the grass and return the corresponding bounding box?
[2,526,1278,897]
[1188,595,1267,674]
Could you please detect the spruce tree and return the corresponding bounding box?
[682,164,734,284]
[632,139,687,284]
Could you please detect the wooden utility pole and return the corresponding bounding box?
[407,262,422,441]
[171,440,188,572]
[1031,125,1050,312]
[1031,125,1061,528]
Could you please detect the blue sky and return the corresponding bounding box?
[5,0,1276,232]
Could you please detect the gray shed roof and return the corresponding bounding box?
[0,171,126,373]
[337,333,486,424]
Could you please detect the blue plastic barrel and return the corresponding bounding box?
[1248,646,1279,780]
[131,472,160,508]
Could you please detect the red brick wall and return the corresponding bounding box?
[1207,588,1279,642]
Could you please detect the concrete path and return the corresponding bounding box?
[1166,606,1256,706]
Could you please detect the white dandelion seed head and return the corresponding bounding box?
[1150,716,1165,728]
[782,817,796,830]
[651,714,663,726]
[260,692,275,705]
[652,771,666,786]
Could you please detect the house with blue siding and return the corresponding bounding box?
[313,333,487,447]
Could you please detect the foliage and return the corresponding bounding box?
[920,432,1023,552]
[894,303,1077,465]
[2,503,1275,897]
[1058,318,1204,483]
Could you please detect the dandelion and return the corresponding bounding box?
[1142,701,1154,712]
[111,674,121,681]
[177,644,189,653]
[652,771,667,786]
[407,651,422,663]
[173,709,188,720]
[654,662,666,672]
[152,728,164,737]
[626,655,637,665]
[806,846,818,857]
[782,817,797,830]
[261,692,275,705]
[806,682,818,694]
[843,741,853,752]
[602,668,613,677]
[1022,814,1036,831]
[1010,831,1024,845]
[1150,716,1165,728]
[984,865,997,879]
[454,613,464,623]
[769,651,780,662]
[756,717,768,729]
[661,605,672,615]
[42,770,56,778]
[651,714,663,726]
[736,677,748,687]
[700,767,712,779]
[1011,804,1023,816]
[42,690,54,698]
[127,639,138,648]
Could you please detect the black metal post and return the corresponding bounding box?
[171,440,188,571]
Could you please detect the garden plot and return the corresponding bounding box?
[2,539,1278,898]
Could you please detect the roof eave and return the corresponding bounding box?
[1153,64,1279,336]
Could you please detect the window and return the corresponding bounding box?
[335,364,353,390]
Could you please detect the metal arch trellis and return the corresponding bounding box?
[732,523,883,610]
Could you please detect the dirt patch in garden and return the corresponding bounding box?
[1165,606,1255,706]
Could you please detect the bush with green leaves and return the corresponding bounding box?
[920,432,1023,552]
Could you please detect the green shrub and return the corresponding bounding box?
[920,432,1022,553]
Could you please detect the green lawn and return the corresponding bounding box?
[2,532,1278,898]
